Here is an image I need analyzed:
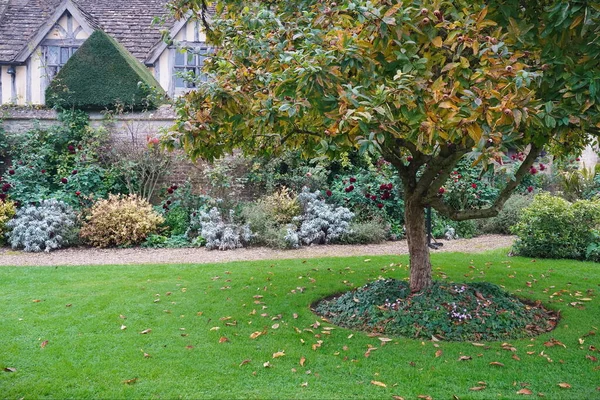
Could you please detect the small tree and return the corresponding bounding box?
[166,0,600,292]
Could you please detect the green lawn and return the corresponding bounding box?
[0,249,598,399]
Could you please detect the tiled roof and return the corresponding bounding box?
[0,0,175,63]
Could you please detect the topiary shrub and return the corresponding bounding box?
[477,194,533,235]
[511,193,600,260]
[188,207,252,250]
[286,188,354,247]
[6,199,77,252]
[0,200,16,245]
[80,194,163,248]
[45,30,165,110]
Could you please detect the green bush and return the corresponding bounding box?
[512,193,600,260]
[340,219,389,245]
[46,30,165,110]
[477,194,533,235]
[80,194,164,248]
[0,200,16,245]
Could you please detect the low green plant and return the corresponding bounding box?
[512,193,600,260]
[477,194,533,235]
[341,219,389,245]
[80,194,163,248]
[315,279,555,342]
[142,233,192,248]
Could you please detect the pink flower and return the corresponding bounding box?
[471,183,477,189]
[75,191,81,196]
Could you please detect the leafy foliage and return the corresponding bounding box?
[477,194,532,234]
[46,30,165,110]
[340,219,389,245]
[315,279,556,341]
[6,199,77,252]
[80,194,164,248]
[512,193,600,260]
[0,200,16,245]
[288,188,354,247]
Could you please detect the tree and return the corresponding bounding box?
[166,0,600,292]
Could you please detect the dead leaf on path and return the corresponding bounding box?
[139,329,152,334]
[557,383,571,389]
[239,359,251,367]
[458,356,472,361]
[123,378,138,385]
[219,337,229,343]
[300,356,306,367]
[40,340,48,349]
[273,351,285,359]
[3,367,16,372]
[371,380,387,388]
[516,388,533,395]
[435,349,443,358]
[489,361,505,367]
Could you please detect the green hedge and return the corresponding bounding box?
[46,30,165,110]
[511,193,600,260]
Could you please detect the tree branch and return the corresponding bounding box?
[428,144,542,221]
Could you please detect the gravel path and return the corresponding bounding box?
[0,235,514,267]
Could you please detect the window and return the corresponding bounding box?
[44,46,78,80]
[174,45,212,88]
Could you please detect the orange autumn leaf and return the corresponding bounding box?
[300,356,306,367]
[489,361,505,367]
[557,383,571,389]
[516,388,533,395]
[239,359,251,367]
[370,380,387,388]
[470,386,486,391]
[435,349,443,358]
[219,337,230,343]
[40,340,48,349]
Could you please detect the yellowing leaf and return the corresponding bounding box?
[435,349,443,358]
[300,356,306,367]
[516,388,533,395]
[123,378,138,385]
[219,337,229,343]
[489,361,504,367]
[250,331,264,339]
[470,386,486,391]
[558,383,571,389]
[273,351,286,358]
[139,329,152,334]
[432,36,443,48]
[370,380,387,388]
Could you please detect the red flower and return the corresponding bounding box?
[539,163,546,171]
[41,169,46,174]
[527,186,534,193]
[386,183,393,190]
[365,192,371,199]
[377,203,384,209]
[379,184,387,191]
[71,170,78,175]
[349,177,357,183]
[438,187,445,195]
[326,190,332,197]
[75,191,81,196]
[471,183,477,189]
[167,188,174,194]
[0,193,6,200]
[61,178,68,184]
[171,185,179,190]
[2,183,11,192]
[68,145,76,154]
[345,185,355,193]
[8,169,15,175]
[167,200,172,205]
[530,167,538,175]
[576,157,581,162]
[407,156,413,162]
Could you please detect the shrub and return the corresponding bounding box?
[46,30,165,110]
[142,234,192,248]
[286,188,354,247]
[0,200,16,245]
[6,199,77,252]
[477,194,533,234]
[189,207,252,250]
[80,194,163,247]
[511,193,600,260]
[340,219,388,245]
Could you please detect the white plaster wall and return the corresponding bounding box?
[581,144,599,171]
[30,50,43,104]
[158,49,171,94]
[15,65,26,105]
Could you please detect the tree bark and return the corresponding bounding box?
[404,195,432,292]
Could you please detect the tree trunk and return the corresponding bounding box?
[404,196,432,292]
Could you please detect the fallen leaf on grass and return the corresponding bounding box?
[139,329,152,334]
[293,313,298,319]
[119,314,126,319]
[371,380,387,388]
[239,359,251,367]
[273,351,285,359]
[250,330,266,339]
[185,345,194,349]
[489,361,505,367]
[512,354,521,361]
[544,339,566,348]
[272,324,280,329]
[435,349,443,358]
[417,395,432,400]
[219,337,229,343]
[379,337,393,343]
[123,378,138,385]
[120,325,127,330]
[557,383,571,389]
[472,342,485,347]
[392,396,405,400]
[3,367,16,372]
[40,340,48,349]
[300,356,306,367]
[516,388,533,395]
[470,385,486,391]
[143,352,151,358]
[263,362,272,368]
[32,299,41,303]
[586,355,598,362]
[364,347,377,358]
[458,356,472,361]
[301,382,308,387]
